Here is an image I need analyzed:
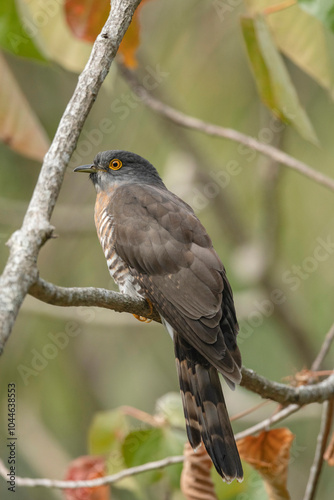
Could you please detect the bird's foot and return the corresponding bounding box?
[133,299,153,323]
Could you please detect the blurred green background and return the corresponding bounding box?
[1,0,334,499]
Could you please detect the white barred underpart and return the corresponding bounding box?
[161,317,174,340]
[97,208,143,300]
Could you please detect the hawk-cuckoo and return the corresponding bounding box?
[74,150,243,482]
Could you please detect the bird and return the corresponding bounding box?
[74,150,243,482]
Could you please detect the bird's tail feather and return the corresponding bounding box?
[174,331,243,483]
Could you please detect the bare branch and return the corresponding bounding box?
[303,399,334,500]
[0,455,184,490]
[0,404,305,490]
[120,65,334,192]
[28,277,334,405]
[0,0,142,355]
[29,277,160,322]
[241,367,334,405]
[235,404,300,441]
[230,400,271,422]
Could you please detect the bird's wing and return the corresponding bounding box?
[111,183,241,383]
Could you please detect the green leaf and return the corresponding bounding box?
[122,427,184,488]
[245,0,334,95]
[298,0,334,32]
[0,3,44,60]
[241,14,318,144]
[89,408,130,456]
[241,16,278,115]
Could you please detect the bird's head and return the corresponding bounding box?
[74,150,165,192]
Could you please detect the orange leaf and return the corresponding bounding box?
[64,0,151,68]
[64,0,110,43]
[64,455,110,500]
[118,0,151,68]
[180,442,218,500]
[237,428,294,500]
[0,53,49,161]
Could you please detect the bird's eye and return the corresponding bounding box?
[109,159,122,170]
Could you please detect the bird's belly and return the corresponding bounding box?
[105,249,143,299]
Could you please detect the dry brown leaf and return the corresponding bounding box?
[64,455,110,500]
[180,442,218,500]
[0,53,50,161]
[237,428,294,500]
[324,430,334,466]
[283,368,313,386]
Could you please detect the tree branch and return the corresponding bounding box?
[0,455,184,490]
[311,323,334,372]
[28,277,334,405]
[0,0,142,355]
[29,277,161,322]
[241,367,334,405]
[119,64,334,192]
[0,404,305,490]
[234,404,300,441]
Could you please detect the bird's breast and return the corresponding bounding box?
[94,194,143,300]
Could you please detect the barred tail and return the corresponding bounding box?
[174,331,243,483]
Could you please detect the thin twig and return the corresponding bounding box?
[119,65,334,192]
[235,404,300,441]
[0,455,184,490]
[324,429,334,464]
[0,405,303,490]
[230,400,272,422]
[303,399,334,500]
[120,405,164,426]
[311,323,334,372]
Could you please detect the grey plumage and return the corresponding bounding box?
[74,150,243,482]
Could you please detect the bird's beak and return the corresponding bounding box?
[73,164,96,174]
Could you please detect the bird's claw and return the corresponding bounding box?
[133,299,154,323]
[133,314,153,323]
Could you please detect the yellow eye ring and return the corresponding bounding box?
[109,159,122,170]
